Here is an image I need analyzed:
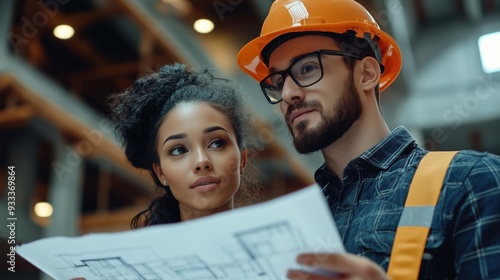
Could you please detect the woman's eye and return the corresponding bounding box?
[170,146,187,156]
[209,139,226,149]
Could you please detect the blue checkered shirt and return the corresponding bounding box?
[314,126,500,279]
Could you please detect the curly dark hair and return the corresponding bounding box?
[108,63,261,228]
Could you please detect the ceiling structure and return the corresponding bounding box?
[378,0,500,156]
[0,0,311,234]
[1,0,499,221]
[1,0,500,278]
[1,0,499,219]
[11,0,500,118]
[4,0,265,113]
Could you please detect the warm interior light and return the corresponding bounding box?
[193,19,214,34]
[34,202,54,218]
[53,24,75,40]
[478,31,500,74]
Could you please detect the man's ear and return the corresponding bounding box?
[240,148,248,173]
[152,163,166,185]
[359,56,381,92]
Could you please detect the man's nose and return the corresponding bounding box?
[281,75,304,104]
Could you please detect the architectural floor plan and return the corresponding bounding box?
[17,186,344,280]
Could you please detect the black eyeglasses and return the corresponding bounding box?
[259,49,361,104]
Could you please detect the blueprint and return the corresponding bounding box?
[17,185,344,280]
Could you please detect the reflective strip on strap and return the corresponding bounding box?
[388,226,431,279]
[387,151,458,280]
[398,206,435,227]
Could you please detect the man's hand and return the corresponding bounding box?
[287,253,389,280]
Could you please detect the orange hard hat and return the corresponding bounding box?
[237,0,402,92]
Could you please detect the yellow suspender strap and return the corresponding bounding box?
[387,151,458,280]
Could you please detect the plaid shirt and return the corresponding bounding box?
[314,126,500,279]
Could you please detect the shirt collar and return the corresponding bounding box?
[314,126,417,185]
[358,126,417,170]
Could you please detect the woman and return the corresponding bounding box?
[108,63,260,227]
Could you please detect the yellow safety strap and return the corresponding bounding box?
[387,151,458,280]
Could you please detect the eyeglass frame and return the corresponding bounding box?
[259,49,362,104]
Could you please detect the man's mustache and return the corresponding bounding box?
[285,100,323,120]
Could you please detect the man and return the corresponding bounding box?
[237,0,500,279]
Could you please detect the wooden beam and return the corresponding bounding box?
[97,168,111,213]
[41,9,112,67]
[7,75,154,188]
[115,0,188,64]
[413,0,427,25]
[485,0,494,11]
[0,73,14,91]
[79,205,146,233]
[138,31,156,75]
[0,105,35,129]
[62,36,110,66]
[67,56,171,83]
[455,0,465,16]
[54,5,124,30]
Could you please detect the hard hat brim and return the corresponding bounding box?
[237,22,402,92]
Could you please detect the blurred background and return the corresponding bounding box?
[0,0,499,278]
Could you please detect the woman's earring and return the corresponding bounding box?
[163,180,167,185]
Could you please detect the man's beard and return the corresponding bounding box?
[286,72,362,154]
